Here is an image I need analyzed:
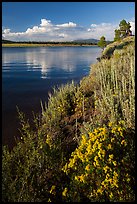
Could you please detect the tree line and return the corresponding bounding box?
[98,19,133,50]
[2,40,97,46]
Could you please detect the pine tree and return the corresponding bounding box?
[114,29,121,41]
[114,20,132,41]
[97,36,107,50]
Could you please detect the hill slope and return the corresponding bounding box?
[2,36,135,202]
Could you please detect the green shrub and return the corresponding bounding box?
[62,121,135,202]
[2,37,135,202]
[90,42,135,128]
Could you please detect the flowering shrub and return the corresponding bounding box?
[62,121,135,202]
[2,37,135,202]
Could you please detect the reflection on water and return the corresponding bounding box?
[2,47,101,79]
[25,47,100,78]
[2,46,101,148]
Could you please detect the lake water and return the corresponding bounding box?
[2,46,101,148]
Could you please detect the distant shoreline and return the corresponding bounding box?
[2,43,98,48]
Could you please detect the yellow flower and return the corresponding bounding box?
[89,132,93,138]
[98,143,102,149]
[94,129,99,134]
[113,171,118,177]
[108,178,113,184]
[50,185,56,194]
[93,162,96,167]
[111,138,115,142]
[118,127,122,132]
[86,144,92,154]
[101,149,106,157]
[106,173,110,179]
[62,187,67,197]
[109,154,114,160]
[101,180,107,188]
[77,151,84,162]
[113,181,118,188]
[97,187,103,194]
[113,161,117,166]
[62,163,68,173]
[98,151,102,159]
[127,178,130,182]
[108,144,112,149]
[46,135,52,147]
[108,122,113,127]
[94,156,98,162]
[111,127,117,134]
[79,174,85,183]
[96,160,100,166]
[85,164,90,171]
[48,198,51,202]
[75,176,79,181]
[121,140,127,146]
[82,134,87,143]
[109,192,113,199]
[103,166,109,173]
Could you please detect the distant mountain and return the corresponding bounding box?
[2,39,15,43]
[2,38,112,45]
[73,38,112,45]
[73,38,99,44]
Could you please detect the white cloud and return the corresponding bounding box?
[3,28,11,34]
[40,19,52,27]
[87,22,117,40]
[58,33,68,38]
[2,17,135,42]
[26,26,46,34]
[56,22,77,28]
[2,19,78,41]
[91,24,97,27]
[130,20,135,34]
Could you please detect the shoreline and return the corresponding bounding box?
[2,43,98,48]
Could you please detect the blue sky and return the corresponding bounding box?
[2,2,135,41]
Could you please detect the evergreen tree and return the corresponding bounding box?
[97,36,107,50]
[119,19,132,38]
[114,29,121,41]
[119,19,127,37]
[127,22,132,34]
[114,20,132,41]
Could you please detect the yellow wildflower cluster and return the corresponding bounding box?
[75,174,87,183]
[74,93,89,117]
[57,103,65,115]
[62,120,132,201]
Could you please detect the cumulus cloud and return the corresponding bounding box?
[2,18,78,41]
[2,17,135,42]
[91,24,97,27]
[3,28,11,34]
[87,22,117,40]
[56,22,77,28]
[130,20,135,34]
[40,19,52,27]
[26,26,45,34]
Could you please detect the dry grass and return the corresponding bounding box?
[90,40,135,128]
[2,43,96,47]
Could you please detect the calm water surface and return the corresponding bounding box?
[2,46,101,148]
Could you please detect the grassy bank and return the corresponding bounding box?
[2,36,135,202]
[2,43,97,47]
